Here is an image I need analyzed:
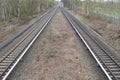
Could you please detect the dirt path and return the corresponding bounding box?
[8,10,107,80]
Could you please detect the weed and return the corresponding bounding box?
[44,49,57,59]
[47,32,61,42]
[67,59,73,63]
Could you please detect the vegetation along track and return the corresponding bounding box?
[61,8,120,80]
[0,7,58,80]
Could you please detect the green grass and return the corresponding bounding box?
[44,49,57,59]
[94,7,120,16]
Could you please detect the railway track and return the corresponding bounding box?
[0,7,56,57]
[61,8,120,80]
[0,7,58,80]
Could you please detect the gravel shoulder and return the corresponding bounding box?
[8,10,107,80]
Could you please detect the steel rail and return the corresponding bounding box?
[61,8,120,80]
[0,7,58,80]
[0,8,54,66]
[64,10,120,80]
[0,7,55,50]
[0,10,53,63]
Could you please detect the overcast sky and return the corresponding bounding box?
[56,0,61,1]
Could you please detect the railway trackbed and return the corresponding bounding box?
[0,7,58,80]
[0,7,56,56]
[61,8,120,80]
[0,7,120,80]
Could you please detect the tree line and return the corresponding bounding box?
[62,0,120,25]
[0,0,55,21]
[62,0,120,16]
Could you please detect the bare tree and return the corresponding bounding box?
[0,0,55,21]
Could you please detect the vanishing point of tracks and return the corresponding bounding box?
[0,7,58,80]
[61,8,120,80]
